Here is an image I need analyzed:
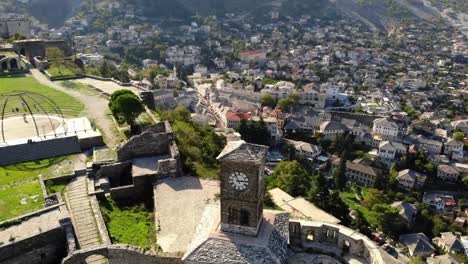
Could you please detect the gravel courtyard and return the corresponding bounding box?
[154,176,220,253]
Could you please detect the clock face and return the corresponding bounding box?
[229,172,249,191]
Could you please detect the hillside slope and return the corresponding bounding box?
[1,0,464,31]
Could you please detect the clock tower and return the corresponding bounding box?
[217,140,268,236]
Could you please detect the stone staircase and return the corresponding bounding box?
[66,175,109,264]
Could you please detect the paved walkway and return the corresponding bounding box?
[30,69,122,148]
[154,176,220,253]
[66,176,108,264]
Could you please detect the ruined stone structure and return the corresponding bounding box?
[0,51,22,71]
[95,121,181,201]
[13,39,73,64]
[289,220,389,264]
[117,121,177,161]
[62,244,182,264]
[0,15,31,38]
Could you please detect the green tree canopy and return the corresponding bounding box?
[261,94,276,108]
[267,161,311,197]
[454,131,464,141]
[109,90,144,126]
[368,203,401,237]
[362,189,387,209]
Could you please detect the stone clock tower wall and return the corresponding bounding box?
[217,141,268,237]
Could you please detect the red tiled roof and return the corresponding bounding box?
[225,111,252,121]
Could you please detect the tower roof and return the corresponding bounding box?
[217,140,268,164]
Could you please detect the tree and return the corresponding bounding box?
[307,173,329,208]
[368,204,400,237]
[113,94,144,126]
[454,131,464,141]
[409,256,423,264]
[432,215,450,237]
[267,161,311,197]
[261,94,276,108]
[277,98,294,112]
[235,119,269,146]
[109,90,144,129]
[46,47,65,62]
[334,152,347,190]
[362,189,387,209]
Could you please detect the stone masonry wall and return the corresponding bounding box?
[96,161,132,187]
[62,244,182,264]
[0,227,67,264]
[117,122,172,161]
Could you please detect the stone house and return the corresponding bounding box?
[372,117,400,140]
[225,111,252,129]
[399,233,435,257]
[378,141,407,164]
[451,120,468,134]
[437,164,461,182]
[397,169,426,189]
[432,232,466,256]
[391,202,417,229]
[444,138,464,159]
[285,139,321,161]
[298,83,326,110]
[318,121,348,140]
[331,159,378,187]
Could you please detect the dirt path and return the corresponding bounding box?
[30,69,122,148]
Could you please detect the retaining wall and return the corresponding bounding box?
[0,227,68,264]
[62,244,182,264]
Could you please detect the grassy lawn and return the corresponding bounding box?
[100,198,157,250]
[60,80,100,96]
[0,75,84,117]
[340,191,371,221]
[45,181,67,195]
[46,61,83,78]
[0,155,77,222]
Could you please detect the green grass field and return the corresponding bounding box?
[46,61,83,78]
[0,75,84,117]
[100,198,157,250]
[0,155,77,222]
[340,191,371,222]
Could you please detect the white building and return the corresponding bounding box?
[444,138,464,160]
[397,169,426,189]
[437,164,461,182]
[378,141,407,164]
[285,139,321,161]
[372,117,400,140]
[318,121,348,140]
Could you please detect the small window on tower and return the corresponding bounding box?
[240,209,249,225]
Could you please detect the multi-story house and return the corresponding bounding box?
[437,164,461,182]
[372,117,400,140]
[377,141,407,164]
[318,121,348,140]
[432,232,466,256]
[332,158,378,187]
[397,169,426,189]
[284,139,321,161]
[298,83,326,110]
[444,138,464,160]
[225,111,252,129]
[391,201,417,228]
